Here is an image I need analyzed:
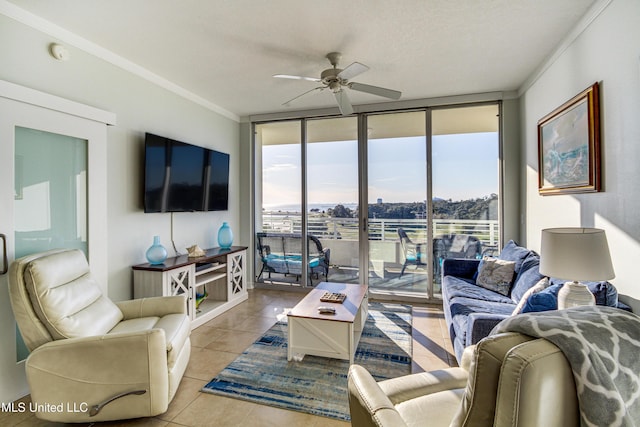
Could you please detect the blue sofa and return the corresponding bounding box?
[441,240,624,363]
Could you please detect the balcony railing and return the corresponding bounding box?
[261,212,499,248]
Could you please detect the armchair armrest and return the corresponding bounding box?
[378,367,468,405]
[26,329,169,422]
[460,344,476,371]
[348,365,409,427]
[116,295,187,320]
[442,258,481,280]
[466,313,510,346]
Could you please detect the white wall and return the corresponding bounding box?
[0,14,240,303]
[520,0,640,310]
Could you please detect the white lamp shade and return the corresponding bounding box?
[540,228,615,282]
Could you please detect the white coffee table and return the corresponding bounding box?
[287,282,368,364]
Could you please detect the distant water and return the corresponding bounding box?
[263,203,358,213]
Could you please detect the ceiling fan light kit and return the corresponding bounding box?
[274,52,402,115]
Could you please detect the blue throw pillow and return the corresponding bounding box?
[522,281,620,313]
[510,252,546,304]
[549,279,618,307]
[498,240,534,274]
[617,301,633,312]
[521,283,563,313]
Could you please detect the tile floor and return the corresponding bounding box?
[2,288,455,427]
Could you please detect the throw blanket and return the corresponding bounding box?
[491,306,640,427]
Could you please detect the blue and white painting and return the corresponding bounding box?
[541,99,590,188]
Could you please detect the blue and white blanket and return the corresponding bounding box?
[492,306,640,427]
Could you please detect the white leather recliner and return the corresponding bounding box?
[348,332,580,427]
[8,249,191,422]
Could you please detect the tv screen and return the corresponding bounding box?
[205,149,230,211]
[144,133,229,213]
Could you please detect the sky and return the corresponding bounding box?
[262,132,499,210]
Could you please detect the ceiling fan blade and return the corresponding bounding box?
[348,82,402,100]
[337,62,369,81]
[334,90,354,115]
[283,86,325,106]
[273,74,321,82]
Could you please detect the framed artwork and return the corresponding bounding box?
[537,82,601,195]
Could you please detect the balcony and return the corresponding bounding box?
[259,212,499,297]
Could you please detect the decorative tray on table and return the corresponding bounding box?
[320,292,346,303]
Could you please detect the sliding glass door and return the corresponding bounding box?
[254,102,501,299]
[431,105,500,295]
[366,111,429,295]
[306,117,359,285]
[256,121,303,286]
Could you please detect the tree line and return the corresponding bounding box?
[324,194,498,220]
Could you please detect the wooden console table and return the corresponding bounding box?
[132,246,247,329]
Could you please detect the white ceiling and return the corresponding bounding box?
[6,0,598,119]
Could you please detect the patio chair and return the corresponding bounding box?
[433,234,483,280]
[256,232,330,285]
[398,228,427,276]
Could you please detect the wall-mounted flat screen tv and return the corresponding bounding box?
[144,133,229,213]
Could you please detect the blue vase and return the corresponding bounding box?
[218,222,233,249]
[146,235,168,264]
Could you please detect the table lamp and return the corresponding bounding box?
[540,228,615,309]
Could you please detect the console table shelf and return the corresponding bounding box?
[133,246,247,329]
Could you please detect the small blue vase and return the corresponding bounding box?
[146,235,168,264]
[217,222,233,249]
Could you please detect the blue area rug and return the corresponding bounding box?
[201,302,412,421]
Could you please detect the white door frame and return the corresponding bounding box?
[0,79,115,403]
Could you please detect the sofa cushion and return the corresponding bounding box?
[476,258,516,296]
[442,276,514,305]
[497,240,532,274]
[510,252,546,304]
[449,297,516,347]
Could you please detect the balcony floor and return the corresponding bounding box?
[257,264,441,298]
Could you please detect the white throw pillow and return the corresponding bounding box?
[476,257,516,296]
[512,277,551,315]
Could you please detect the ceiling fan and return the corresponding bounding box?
[274,52,402,115]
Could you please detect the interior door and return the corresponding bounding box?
[0,82,112,403]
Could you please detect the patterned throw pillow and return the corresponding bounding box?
[512,277,550,315]
[475,257,516,296]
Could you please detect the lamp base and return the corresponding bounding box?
[557,281,595,310]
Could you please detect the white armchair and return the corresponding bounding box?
[348,332,580,427]
[8,249,191,422]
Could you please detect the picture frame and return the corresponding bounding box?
[537,82,601,195]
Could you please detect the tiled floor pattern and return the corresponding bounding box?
[2,288,455,426]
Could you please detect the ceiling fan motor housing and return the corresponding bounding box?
[321,68,345,91]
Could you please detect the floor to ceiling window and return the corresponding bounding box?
[255,120,304,286]
[306,117,359,285]
[366,111,428,296]
[431,105,501,296]
[254,102,501,300]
